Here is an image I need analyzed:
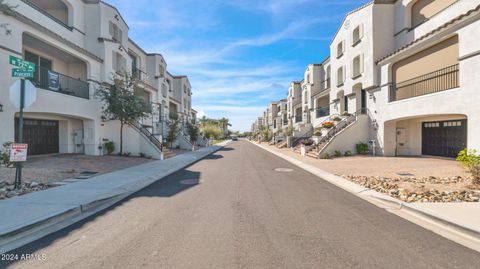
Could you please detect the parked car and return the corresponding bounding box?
[231,135,238,141]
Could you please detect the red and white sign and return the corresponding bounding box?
[9,143,28,162]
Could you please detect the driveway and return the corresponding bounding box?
[4,140,480,269]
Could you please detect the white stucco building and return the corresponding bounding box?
[253,0,480,158]
[0,0,197,159]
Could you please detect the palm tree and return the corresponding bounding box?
[199,116,209,127]
[218,117,231,138]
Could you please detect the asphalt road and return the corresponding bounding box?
[3,140,480,269]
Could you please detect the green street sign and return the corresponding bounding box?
[9,55,35,72]
[12,68,34,78]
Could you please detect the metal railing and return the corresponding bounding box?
[129,120,163,152]
[315,106,330,118]
[28,65,90,99]
[389,64,459,102]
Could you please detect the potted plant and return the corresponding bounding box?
[312,129,322,143]
[341,111,351,117]
[300,138,314,156]
[322,121,334,128]
[332,116,342,121]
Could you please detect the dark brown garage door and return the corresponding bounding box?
[15,119,59,155]
[422,120,467,158]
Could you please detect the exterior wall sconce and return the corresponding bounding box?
[0,103,3,112]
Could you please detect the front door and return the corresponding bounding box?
[15,119,59,155]
[422,120,467,158]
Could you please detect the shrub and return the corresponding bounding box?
[334,150,342,157]
[322,153,332,159]
[332,116,342,122]
[0,142,14,168]
[322,121,334,128]
[344,150,352,157]
[356,143,369,155]
[457,149,480,185]
[301,138,314,146]
[202,124,223,140]
[341,111,351,116]
[313,129,322,136]
[104,141,115,155]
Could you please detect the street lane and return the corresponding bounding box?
[3,140,480,269]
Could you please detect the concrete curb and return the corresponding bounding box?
[0,143,229,254]
[249,141,480,240]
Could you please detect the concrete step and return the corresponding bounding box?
[306,151,319,159]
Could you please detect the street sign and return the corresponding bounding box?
[9,79,37,109]
[9,143,28,162]
[9,55,35,72]
[12,68,33,78]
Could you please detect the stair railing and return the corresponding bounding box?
[129,120,163,152]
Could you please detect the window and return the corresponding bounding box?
[352,55,363,78]
[337,41,344,58]
[24,50,52,87]
[306,74,310,84]
[337,66,345,86]
[109,21,123,42]
[112,52,126,72]
[352,24,363,46]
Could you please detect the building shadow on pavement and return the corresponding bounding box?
[1,162,208,268]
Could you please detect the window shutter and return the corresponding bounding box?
[109,22,114,36]
[112,51,117,71]
[360,54,364,74]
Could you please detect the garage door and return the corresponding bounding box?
[15,119,59,155]
[422,120,467,158]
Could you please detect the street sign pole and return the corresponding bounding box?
[14,79,25,190]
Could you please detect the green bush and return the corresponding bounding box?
[0,142,14,168]
[356,143,369,155]
[457,149,480,185]
[334,150,342,157]
[104,141,115,155]
[202,124,223,140]
[322,153,332,159]
[332,116,342,121]
[344,150,352,157]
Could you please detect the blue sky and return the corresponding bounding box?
[107,0,370,131]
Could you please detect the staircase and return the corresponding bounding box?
[129,120,163,152]
[162,148,176,159]
[307,112,359,159]
[276,140,288,148]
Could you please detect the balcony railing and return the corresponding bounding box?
[283,120,288,125]
[295,115,302,123]
[28,65,89,99]
[315,106,330,118]
[389,64,459,102]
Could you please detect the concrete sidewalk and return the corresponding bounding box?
[0,142,230,254]
[250,141,480,244]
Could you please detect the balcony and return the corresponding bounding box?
[28,65,89,99]
[315,106,330,118]
[22,0,72,30]
[389,64,459,102]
